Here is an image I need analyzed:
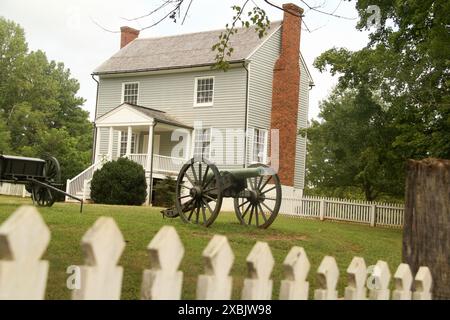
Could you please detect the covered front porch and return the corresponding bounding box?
[66,103,193,204]
[94,103,193,176]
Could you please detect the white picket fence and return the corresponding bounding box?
[0,183,30,198]
[280,196,404,228]
[0,206,432,300]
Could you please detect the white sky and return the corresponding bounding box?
[1,0,370,121]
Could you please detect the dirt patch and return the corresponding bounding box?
[263,234,308,241]
[190,231,308,242]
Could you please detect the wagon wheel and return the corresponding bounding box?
[43,155,61,183]
[234,163,282,229]
[32,185,55,207]
[175,157,223,227]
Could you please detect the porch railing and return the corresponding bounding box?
[124,154,185,174]
[66,159,104,200]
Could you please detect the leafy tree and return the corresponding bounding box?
[309,0,449,200]
[305,89,404,201]
[315,0,450,160]
[0,117,10,153]
[91,158,147,205]
[0,17,92,183]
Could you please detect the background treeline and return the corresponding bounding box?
[0,17,92,183]
[304,0,450,201]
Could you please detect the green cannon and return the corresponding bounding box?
[162,157,282,229]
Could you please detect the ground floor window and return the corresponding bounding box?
[249,127,268,164]
[193,128,211,159]
[119,131,138,156]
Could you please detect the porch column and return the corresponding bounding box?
[146,123,154,206]
[108,127,114,161]
[185,130,192,160]
[126,126,132,156]
[94,126,101,162]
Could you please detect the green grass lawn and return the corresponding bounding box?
[0,195,403,300]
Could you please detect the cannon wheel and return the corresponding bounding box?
[43,155,61,183]
[233,163,282,229]
[175,158,223,227]
[32,185,56,207]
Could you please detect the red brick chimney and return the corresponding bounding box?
[270,3,303,186]
[120,26,140,48]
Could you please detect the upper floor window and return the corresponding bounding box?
[193,128,211,159]
[249,128,268,164]
[123,82,139,105]
[194,77,214,106]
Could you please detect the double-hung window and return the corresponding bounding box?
[194,77,214,106]
[193,128,211,159]
[122,82,139,105]
[119,131,137,156]
[249,128,268,164]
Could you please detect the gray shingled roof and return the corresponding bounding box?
[94,21,282,75]
[126,103,193,129]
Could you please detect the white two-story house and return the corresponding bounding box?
[66,2,313,205]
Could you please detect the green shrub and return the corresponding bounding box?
[153,176,177,207]
[91,158,147,205]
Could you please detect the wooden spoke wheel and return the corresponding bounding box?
[234,163,282,229]
[32,185,56,207]
[175,158,223,227]
[43,155,61,183]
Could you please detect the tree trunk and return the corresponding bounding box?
[403,158,450,299]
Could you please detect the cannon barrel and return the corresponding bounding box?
[204,166,276,180]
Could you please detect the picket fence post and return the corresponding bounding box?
[279,246,310,300]
[412,266,432,300]
[314,256,339,300]
[319,199,325,221]
[0,206,50,300]
[392,263,413,300]
[368,260,391,300]
[141,226,184,300]
[344,257,367,300]
[197,235,234,300]
[370,204,376,227]
[241,241,274,300]
[72,217,125,300]
[0,206,437,301]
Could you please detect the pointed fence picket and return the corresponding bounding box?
[0,206,432,300]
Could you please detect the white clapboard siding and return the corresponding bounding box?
[0,206,433,300]
[280,196,404,228]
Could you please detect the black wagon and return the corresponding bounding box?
[0,154,83,211]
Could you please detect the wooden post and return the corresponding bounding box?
[279,246,310,300]
[319,199,325,221]
[403,158,450,299]
[0,206,50,299]
[196,235,234,300]
[126,126,132,156]
[94,127,101,162]
[72,217,125,300]
[141,226,184,300]
[369,204,376,227]
[241,242,274,300]
[314,256,339,300]
[108,127,114,161]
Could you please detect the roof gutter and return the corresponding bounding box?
[243,61,250,168]
[93,60,246,76]
[91,74,99,164]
